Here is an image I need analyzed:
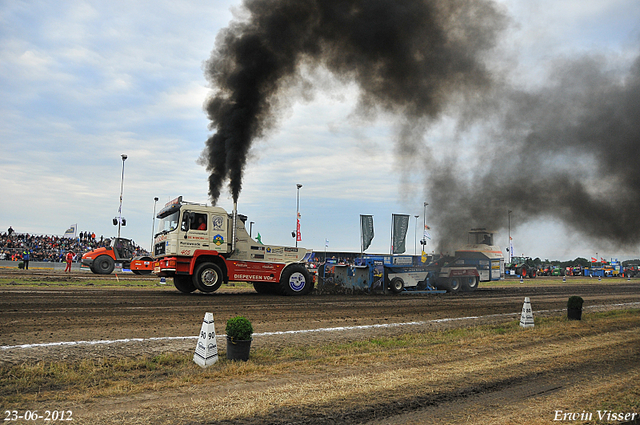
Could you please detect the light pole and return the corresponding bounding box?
[250,221,254,238]
[151,197,159,252]
[414,215,419,255]
[508,210,512,262]
[295,184,302,247]
[117,154,127,238]
[420,202,428,251]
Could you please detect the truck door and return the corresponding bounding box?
[179,211,209,253]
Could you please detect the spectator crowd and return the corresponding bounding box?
[1,226,148,263]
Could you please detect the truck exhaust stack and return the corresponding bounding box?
[231,202,238,253]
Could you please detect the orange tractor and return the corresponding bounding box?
[81,237,153,275]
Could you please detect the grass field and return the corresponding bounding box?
[2,310,639,424]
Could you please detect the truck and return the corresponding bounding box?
[152,197,314,295]
[81,237,153,275]
[504,256,537,278]
[317,229,504,293]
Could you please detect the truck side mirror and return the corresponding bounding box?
[183,212,196,238]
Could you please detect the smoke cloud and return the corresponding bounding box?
[203,0,640,255]
[427,54,640,253]
[202,0,506,203]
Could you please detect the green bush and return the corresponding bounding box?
[567,296,584,309]
[225,316,253,341]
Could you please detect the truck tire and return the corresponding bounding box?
[439,277,460,293]
[253,282,279,294]
[193,262,223,293]
[174,275,196,293]
[279,264,313,296]
[461,276,478,292]
[94,255,115,274]
[389,277,405,294]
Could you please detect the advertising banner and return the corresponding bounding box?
[392,214,410,254]
[360,215,374,251]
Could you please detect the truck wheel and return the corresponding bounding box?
[279,264,313,296]
[193,262,223,293]
[94,255,115,274]
[461,276,478,292]
[440,277,460,293]
[174,275,196,293]
[389,277,404,294]
[253,282,279,294]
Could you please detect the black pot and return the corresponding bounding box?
[226,336,252,361]
[567,307,582,321]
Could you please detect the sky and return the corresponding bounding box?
[1,0,639,262]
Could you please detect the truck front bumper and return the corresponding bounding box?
[154,258,177,276]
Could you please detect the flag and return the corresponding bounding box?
[256,233,263,244]
[360,215,374,251]
[296,213,301,242]
[591,257,597,262]
[392,214,410,254]
[325,239,329,248]
[63,224,77,239]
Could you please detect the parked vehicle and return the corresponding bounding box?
[81,237,153,275]
[623,265,639,278]
[538,265,552,276]
[505,256,537,278]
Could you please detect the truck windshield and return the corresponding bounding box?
[157,211,180,234]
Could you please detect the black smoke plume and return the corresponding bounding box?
[203,0,640,255]
[426,54,640,253]
[202,0,506,203]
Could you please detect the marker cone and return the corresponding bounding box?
[520,297,534,328]
[194,312,218,368]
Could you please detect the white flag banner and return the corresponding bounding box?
[63,224,77,239]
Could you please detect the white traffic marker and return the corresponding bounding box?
[193,312,218,368]
[520,297,534,328]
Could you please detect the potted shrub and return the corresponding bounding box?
[567,296,584,320]
[225,316,253,361]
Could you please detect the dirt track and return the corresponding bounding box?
[1,271,640,424]
[2,271,639,348]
